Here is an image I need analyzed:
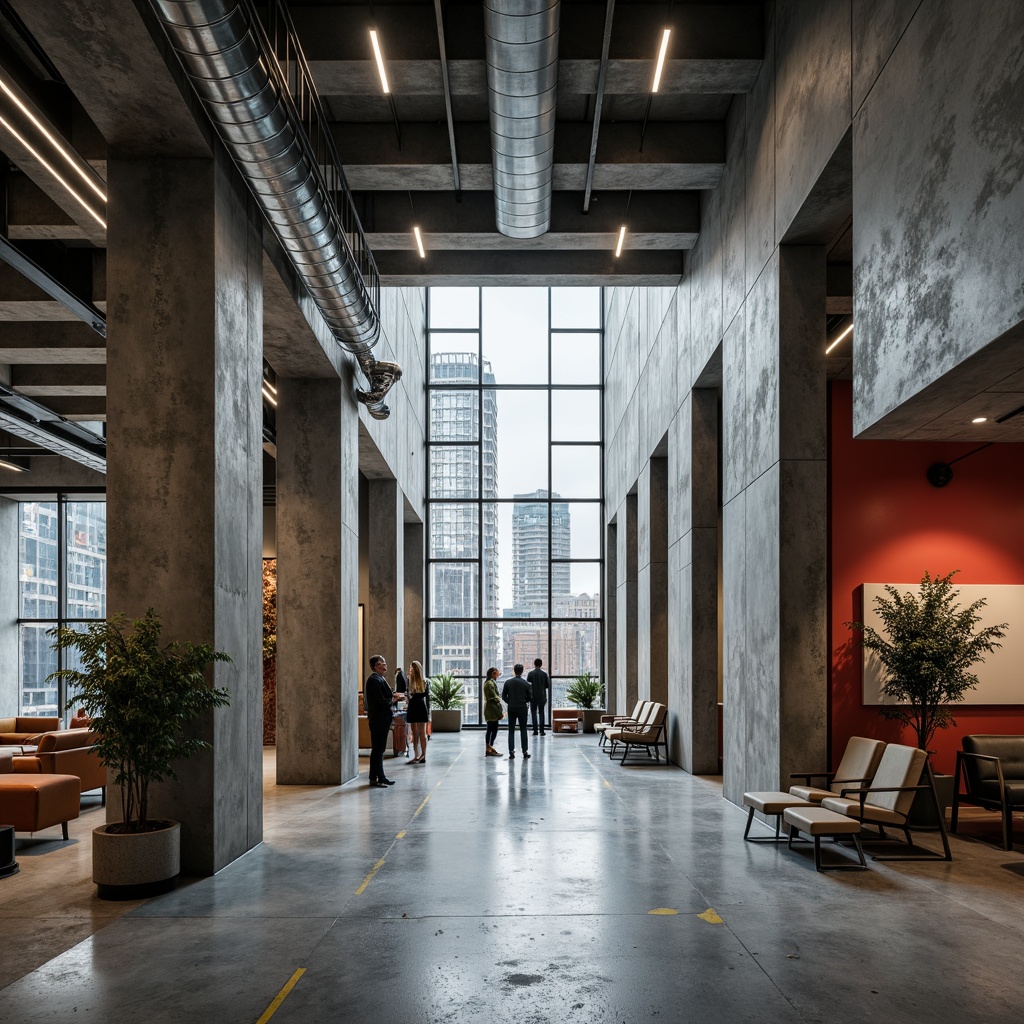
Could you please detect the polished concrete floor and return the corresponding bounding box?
[2,733,1024,1023]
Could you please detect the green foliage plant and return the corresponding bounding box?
[48,609,231,833]
[565,671,604,710]
[429,672,465,711]
[847,570,1007,750]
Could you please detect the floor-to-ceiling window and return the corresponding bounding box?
[17,492,106,718]
[426,287,603,725]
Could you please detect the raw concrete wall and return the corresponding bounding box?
[604,1,849,798]
[853,0,1024,436]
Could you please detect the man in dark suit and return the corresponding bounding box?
[364,654,401,787]
[527,657,550,735]
[502,664,532,759]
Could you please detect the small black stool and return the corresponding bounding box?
[0,824,18,879]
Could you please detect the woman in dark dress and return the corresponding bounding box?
[406,660,430,763]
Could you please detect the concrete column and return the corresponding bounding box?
[404,521,424,665]
[604,522,618,714]
[645,457,669,705]
[367,479,404,673]
[721,247,827,803]
[615,494,638,715]
[106,155,263,874]
[275,378,360,785]
[669,390,719,773]
[0,497,18,715]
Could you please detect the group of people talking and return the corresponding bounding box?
[361,656,552,787]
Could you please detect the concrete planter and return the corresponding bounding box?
[581,709,605,734]
[93,820,180,900]
[431,710,462,732]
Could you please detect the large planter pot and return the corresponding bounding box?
[908,773,955,828]
[431,710,462,732]
[93,820,180,901]
[581,709,605,734]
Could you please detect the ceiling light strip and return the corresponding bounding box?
[0,114,107,229]
[615,225,626,258]
[652,28,671,93]
[413,225,426,259]
[0,457,28,473]
[369,30,390,94]
[261,386,278,407]
[0,75,107,203]
[825,322,853,354]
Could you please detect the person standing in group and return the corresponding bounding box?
[527,657,550,736]
[501,664,532,759]
[364,655,402,787]
[483,667,504,757]
[405,660,430,763]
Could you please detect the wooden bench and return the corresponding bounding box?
[552,709,579,733]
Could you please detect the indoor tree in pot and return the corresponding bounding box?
[848,570,1007,821]
[565,671,605,733]
[428,672,464,732]
[49,609,230,900]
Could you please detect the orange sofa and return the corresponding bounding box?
[0,717,61,744]
[13,729,105,796]
[0,751,81,837]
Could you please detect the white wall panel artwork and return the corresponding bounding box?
[860,583,1024,705]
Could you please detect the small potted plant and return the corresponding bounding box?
[428,672,464,732]
[565,671,605,733]
[49,609,230,900]
[848,570,1007,821]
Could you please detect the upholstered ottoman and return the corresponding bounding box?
[0,774,80,839]
[742,791,812,843]
[783,805,866,871]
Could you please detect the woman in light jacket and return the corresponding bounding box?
[483,666,504,757]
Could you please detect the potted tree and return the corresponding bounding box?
[848,570,1007,821]
[49,609,230,900]
[428,673,464,732]
[565,671,605,733]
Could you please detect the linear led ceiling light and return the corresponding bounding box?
[651,28,672,92]
[825,322,853,354]
[0,113,106,230]
[972,417,988,424]
[0,456,28,473]
[261,383,277,407]
[0,75,107,204]
[413,225,426,259]
[369,29,390,94]
[615,225,627,258]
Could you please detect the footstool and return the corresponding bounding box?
[742,791,812,843]
[783,805,867,871]
[0,774,80,839]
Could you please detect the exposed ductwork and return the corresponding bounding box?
[147,0,401,418]
[484,0,560,239]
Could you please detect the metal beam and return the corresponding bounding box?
[432,0,460,196]
[0,235,105,334]
[583,0,615,214]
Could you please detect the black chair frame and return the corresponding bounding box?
[951,750,1021,851]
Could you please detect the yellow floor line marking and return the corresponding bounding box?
[603,779,612,789]
[396,830,407,839]
[648,908,679,915]
[697,908,724,924]
[355,856,387,896]
[255,967,305,1024]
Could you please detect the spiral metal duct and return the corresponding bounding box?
[484,0,560,238]
[147,0,401,418]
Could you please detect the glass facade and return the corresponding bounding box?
[426,287,603,725]
[17,497,107,718]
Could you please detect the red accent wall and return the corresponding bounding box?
[830,381,1024,775]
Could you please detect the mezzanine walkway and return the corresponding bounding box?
[2,731,1024,1023]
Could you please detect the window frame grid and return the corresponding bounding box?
[425,289,604,726]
